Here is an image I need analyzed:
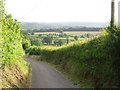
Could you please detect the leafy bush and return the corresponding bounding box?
[2,14,24,64]
[22,36,31,50]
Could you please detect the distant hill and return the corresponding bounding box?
[20,22,108,30]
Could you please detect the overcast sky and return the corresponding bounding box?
[5,0,120,23]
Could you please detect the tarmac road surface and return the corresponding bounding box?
[25,58,77,88]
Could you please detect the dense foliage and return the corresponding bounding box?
[1,1,24,65]
[21,36,31,50]
[26,26,120,88]
[2,14,24,65]
[28,36,42,46]
[0,0,4,66]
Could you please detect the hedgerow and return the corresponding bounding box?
[26,26,120,88]
[1,0,24,65]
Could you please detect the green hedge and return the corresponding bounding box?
[26,26,120,88]
[1,10,24,65]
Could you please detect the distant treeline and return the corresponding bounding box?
[32,27,102,32]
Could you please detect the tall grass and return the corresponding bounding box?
[26,26,120,88]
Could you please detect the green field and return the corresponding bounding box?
[34,32,57,35]
[64,31,100,35]
[27,30,97,47]
[34,31,100,35]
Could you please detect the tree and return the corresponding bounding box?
[66,36,69,44]
[59,29,63,34]
[42,36,52,45]
[54,40,58,46]
[31,32,34,35]
[80,35,85,38]
[58,40,64,46]
[30,37,42,46]
[74,36,78,41]
[38,34,42,37]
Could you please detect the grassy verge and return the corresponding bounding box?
[2,59,32,88]
[26,26,120,88]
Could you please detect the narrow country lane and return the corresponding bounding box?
[25,58,77,88]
